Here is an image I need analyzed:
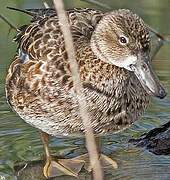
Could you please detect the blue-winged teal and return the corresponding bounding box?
[5,7,166,178]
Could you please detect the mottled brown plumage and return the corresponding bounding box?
[6,8,166,137]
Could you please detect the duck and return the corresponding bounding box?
[5,7,166,178]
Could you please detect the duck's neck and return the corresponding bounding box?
[78,55,130,97]
[75,38,133,97]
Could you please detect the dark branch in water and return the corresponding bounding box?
[129,121,170,155]
[0,13,18,31]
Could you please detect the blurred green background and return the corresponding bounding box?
[0,1,170,179]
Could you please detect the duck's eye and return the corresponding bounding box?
[119,36,129,45]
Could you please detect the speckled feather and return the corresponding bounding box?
[6,8,150,136]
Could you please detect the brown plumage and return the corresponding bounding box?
[6,8,166,137]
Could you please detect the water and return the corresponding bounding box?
[0,0,170,179]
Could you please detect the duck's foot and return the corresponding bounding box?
[99,154,118,170]
[71,153,118,172]
[43,154,117,178]
[43,158,85,178]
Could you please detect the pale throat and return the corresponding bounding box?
[110,55,137,71]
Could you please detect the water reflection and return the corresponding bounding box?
[0,0,170,179]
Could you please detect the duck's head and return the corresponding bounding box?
[91,9,166,99]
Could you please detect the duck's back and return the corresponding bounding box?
[5,8,149,136]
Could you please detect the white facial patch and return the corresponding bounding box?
[110,55,137,71]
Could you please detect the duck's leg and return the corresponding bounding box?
[40,131,85,178]
[83,137,118,172]
[97,137,118,170]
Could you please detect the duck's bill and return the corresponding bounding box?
[130,60,167,99]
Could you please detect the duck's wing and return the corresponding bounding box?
[5,7,104,109]
[8,7,104,59]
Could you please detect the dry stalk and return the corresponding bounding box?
[43,1,50,8]
[53,0,103,180]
